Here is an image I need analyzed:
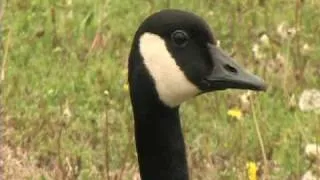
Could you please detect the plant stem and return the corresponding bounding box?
[250,97,269,179]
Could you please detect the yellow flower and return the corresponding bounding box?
[123,83,129,92]
[227,108,243,120]
[247,161,258,180]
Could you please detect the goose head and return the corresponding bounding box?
[128,9,266,108]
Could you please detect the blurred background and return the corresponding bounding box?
[1,0,320,179]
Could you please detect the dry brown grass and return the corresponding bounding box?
[1,144,53,180]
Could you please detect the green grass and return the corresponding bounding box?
[1,0,320,179]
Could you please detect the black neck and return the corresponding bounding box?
[129,68,189,180]
[133,103,189,180]
[128,43,189,180]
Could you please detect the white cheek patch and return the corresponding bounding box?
[139,32,200,107]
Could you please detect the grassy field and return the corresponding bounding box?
[1,0,320,179]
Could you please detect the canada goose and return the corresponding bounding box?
[128,9,266,180]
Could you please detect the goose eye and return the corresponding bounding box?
[171,30,189,47]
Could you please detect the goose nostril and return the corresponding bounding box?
[223,64,238,74]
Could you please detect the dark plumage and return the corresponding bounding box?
[128,9,266,180]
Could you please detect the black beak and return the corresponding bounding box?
[201,44,266,91]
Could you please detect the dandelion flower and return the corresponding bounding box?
[252,43,265,60]
[277,22,297,40]
[266,53,286,73]
[298,89,320,113]
[247,161,258,180]
[301,170,319,180]
[227,108,243,120]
